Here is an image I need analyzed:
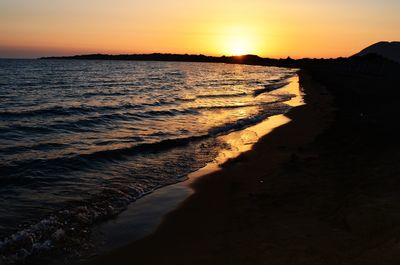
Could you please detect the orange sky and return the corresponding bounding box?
[1,0,399,58]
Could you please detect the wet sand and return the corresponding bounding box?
[90,64,400,265]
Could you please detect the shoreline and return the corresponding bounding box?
[88,71,333,265]
[85,76,304,260]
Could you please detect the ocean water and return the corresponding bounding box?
[0,59,297,263]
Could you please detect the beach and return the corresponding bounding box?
[89,62,400,265]
[87,71,332,265]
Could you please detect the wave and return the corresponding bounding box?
[81,91,127,98]
[0,100,292,187]
[0,105,133,118]
[0,99,181,119]
[0,108,198,137]
[134,108,198,118]
[192,104,258,110]
[0,184,157,264]
[196,92,248,99]
[193,95,294,111]
[0,142,67,158]
[253,82,290,97]
[8,81,148,90]
[0,113,139,136]
[0,134,209,186]
[209,103,290,135]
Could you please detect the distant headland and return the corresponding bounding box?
[40,53,300,67]
[355,41,400,64]
[40,41,400,76]
[40,42,399,69]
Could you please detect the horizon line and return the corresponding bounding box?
[0,52,348,61]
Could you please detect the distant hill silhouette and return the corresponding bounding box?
[354,41,400,63]
[40,53,298,68]
[41,46,400,76]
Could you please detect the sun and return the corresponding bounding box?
[227,37,252,56]
[217,25,257,56]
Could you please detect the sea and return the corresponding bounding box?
[0,59,297,264]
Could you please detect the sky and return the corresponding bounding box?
[0,0,399,58]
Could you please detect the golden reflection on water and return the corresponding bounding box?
[187,76,303,181]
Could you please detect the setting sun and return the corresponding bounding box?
[226,37,252,56]
[215,25,263,56]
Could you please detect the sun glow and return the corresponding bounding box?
[216,25,261,56]
[227,37,252,56]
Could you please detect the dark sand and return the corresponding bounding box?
[90,65,400,265]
